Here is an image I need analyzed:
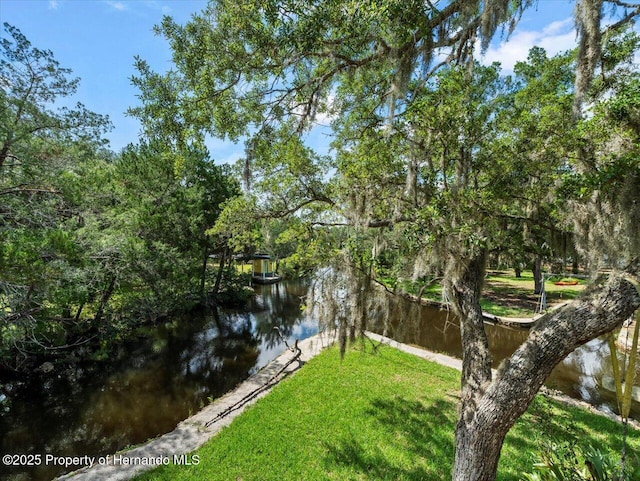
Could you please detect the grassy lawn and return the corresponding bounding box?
[209,260,254,274]
[134,343,638,481]
[235,262,253,274]
[481,270,586,317]
[401,270,586,318]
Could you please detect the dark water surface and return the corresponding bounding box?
[0,280,315,481]
[371,295,640,420]
[1,280,637,480]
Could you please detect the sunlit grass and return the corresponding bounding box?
[400,270,586,318]
[207,260,253,274]
[134,343,638,481]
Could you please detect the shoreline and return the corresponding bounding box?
[56,330,637,480]
[399,291,544,329]
[56,333,333,481]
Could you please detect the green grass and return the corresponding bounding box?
[209,260,254,274]
[401,270,586,318]
[134,343,639,481]
[235,262,253,274]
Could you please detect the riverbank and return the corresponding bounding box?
[398,290,545,329]
[131,334,638,481]
[56,333,332,481]
[60,332,639,481]
[397,270,586,329]
[2,281,314,481]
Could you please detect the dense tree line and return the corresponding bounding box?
[0,22,242,372]
[134,1,640,479]
[3,0,640,477]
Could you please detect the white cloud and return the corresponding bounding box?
[215,151,243,165]
[541,18,573,36]
[48,0,59,9]
[204,136,244,165]
[143,1,172,15]
[104,1,128,11]
[479,17,576,72]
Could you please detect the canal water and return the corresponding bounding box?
[371,294,640,420]
[0,280,315,481]
[1,279,637,480]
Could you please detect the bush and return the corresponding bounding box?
[523,441,639,481]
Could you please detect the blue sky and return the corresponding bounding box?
[1,0,579,162]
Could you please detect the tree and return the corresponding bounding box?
[107,140,240,312]
[135,2,640,479]
[0,23,241,369]
[0,23,113,365]
[0,22,109,172]
[494,47,578,291]
[568,25,640,271]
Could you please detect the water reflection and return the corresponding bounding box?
[371,295,640,421]
[2,278,636,481]
[548,338,640,418]
[0,279,315,481]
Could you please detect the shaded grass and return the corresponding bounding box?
[134,344,639,481]
[402,270,586,318]
[482,271,585,317]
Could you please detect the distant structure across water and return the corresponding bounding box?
[252,254,282,284]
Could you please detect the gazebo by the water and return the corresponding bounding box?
[251,254,282,284]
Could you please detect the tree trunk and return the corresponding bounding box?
[211,247,228,305]
[447,250,491,402]
[74,303,85,322]
[94,275,116,325]
[446,249,497,480]
[532,257,543,294]
[0,141,11,171]
[200,241,209,303]
[226,251,234,274]
[452,418,506,480]
[450,273,640,480]
[572,251,579,274]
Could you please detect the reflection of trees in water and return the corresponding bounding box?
[0,360,116,481]
[308,267,640,420]
[305,266,476,358]
[547,339,640,418]
[0,285,314,481]
[1,308,265,480]
[251,281,308,350]
[182,308,259,392]
[485,325,528,365]
[387,298,457,351]
[306,266,393,356]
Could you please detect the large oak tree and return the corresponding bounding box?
[132,1,640,479]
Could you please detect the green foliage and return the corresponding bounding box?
[523,442,637,481]
[127,0,551,287]
[116,5,640,481]
[0,22,111,170]
[213,269,253,306]
[562,27,640,268]
[0,24,243,367]
[0,23,114,363]
[209,195,261,253]
[100,140,241,315]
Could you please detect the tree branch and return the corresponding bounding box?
[483,273,640,428]
[0,185,61,196]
